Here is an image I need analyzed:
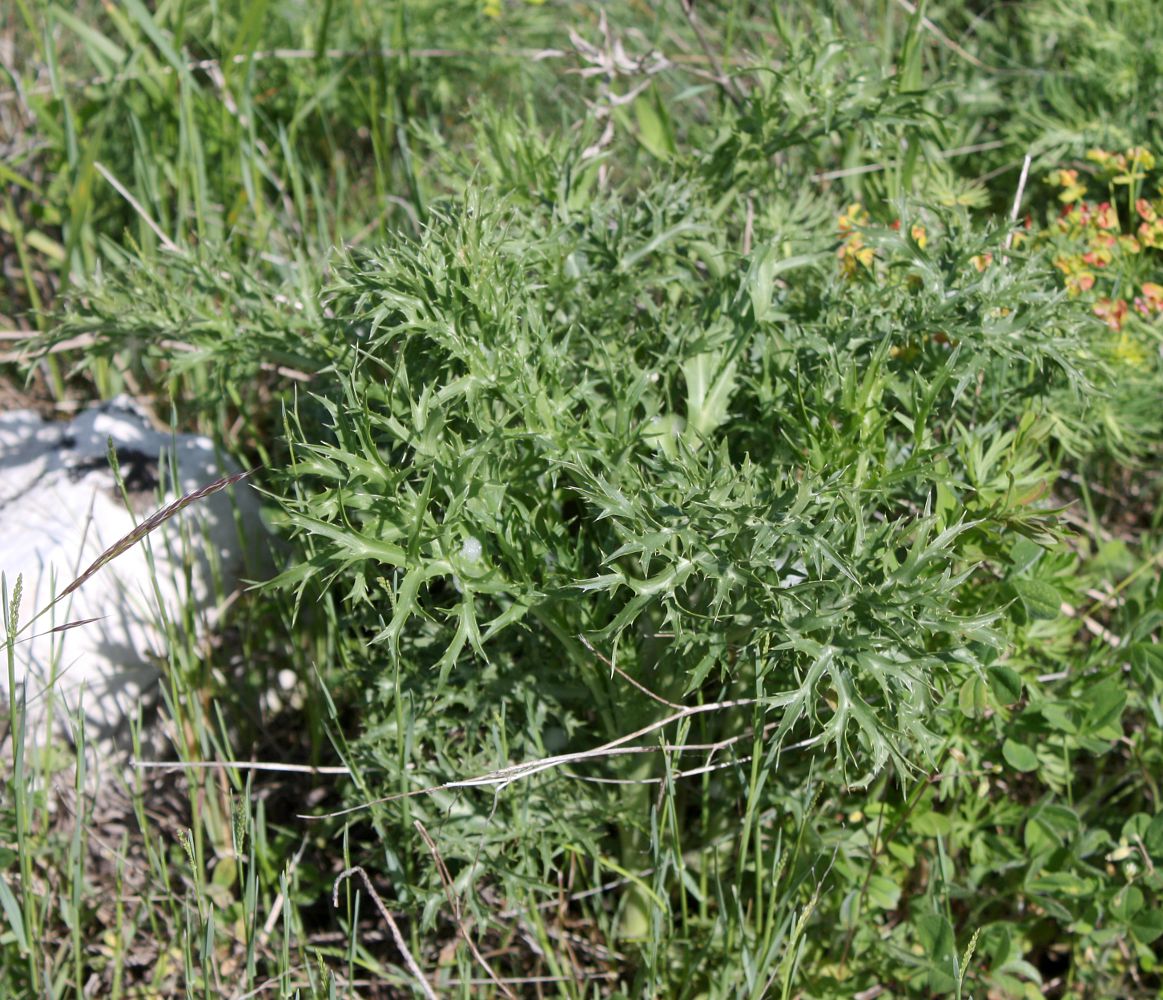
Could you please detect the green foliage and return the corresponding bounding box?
[5,0,1163,997]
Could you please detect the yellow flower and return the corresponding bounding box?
[1088,149,1127,176]
[1066,271,1095,296]
[1139,219,1163,248]
[1094,202,1118,229]
[1050,169,1087,203]
[836,203,875,277]
[837,203,870,233]
[1112,147,1153,186]
[838,235,875,276]
[1114,333,1147,367]
[1127,146,1156,171]
[910,224,928,249]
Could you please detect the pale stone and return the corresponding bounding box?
[0,396,260,748]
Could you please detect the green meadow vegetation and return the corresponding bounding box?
[2,0,1163,996]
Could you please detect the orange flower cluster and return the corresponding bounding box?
[831,150,1163,371]
[837,203,875,276]
[1043,146,1163,353]
[836,204,927,278]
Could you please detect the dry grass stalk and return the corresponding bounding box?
[58,469,252,601]
[332,866,438,1000]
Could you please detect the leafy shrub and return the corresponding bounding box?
[261,143,1141,990]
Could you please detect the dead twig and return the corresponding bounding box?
[570,11,672,186]
[415,821,518,1000]
[811,139,1009,184]
[304,693,760,820]
[578,633,681,710]
[1004,152,1033,252]
[132,759,350,774]
[94,162,180,254]
[332,866,437,1000]
[680,0,743,108]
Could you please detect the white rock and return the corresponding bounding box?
[0,396,260,748]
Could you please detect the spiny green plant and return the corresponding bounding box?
[8,1,1163,996]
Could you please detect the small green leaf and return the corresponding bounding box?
[1008,537,1044,575]
[1110,885,1144,921]
[866,873,901,911]
[1082,677,1126,736]
[1038,700,1080,734]
[958,674,988,717]
[1131,642,1163,683]
[1025,803,1079,852]
[634,91,676,160]
[1003,738,1039,772]
[887,841,916,867]
[1011,578,1060,620]
[916,914,958,994]
[1025,871,1096,897]
[987,665,1023,705]
[1131,907,1163,944]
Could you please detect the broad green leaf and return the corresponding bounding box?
[915,914,958,994]
[0,876,27,955]
[866,873,901,911]
[682,351,738,441]
[987,665,1023,705]
[959,674,988,717]
[1109,885,1144,921]
[634,91,676,160]
[911,809,952,837]
[1011,578,1061,620]
[1003,738,1039,772]
[746,249,822,323]
[748,246,779,323]
[1147,813,1163,858]
[1082,678,1126,736]
[1131,908,1163,944]
[1120,813,1152,844]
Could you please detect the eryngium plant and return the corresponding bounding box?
[274,181,1085,826]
